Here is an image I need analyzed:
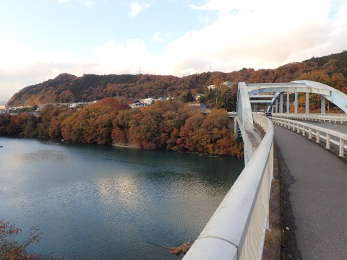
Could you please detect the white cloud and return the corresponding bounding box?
[152,32,165,43]
[1,0,347,101]
[164,0,346,73]
[129,1,151,16]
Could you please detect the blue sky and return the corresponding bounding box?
[0,0,346,101]
[0,0,213,55]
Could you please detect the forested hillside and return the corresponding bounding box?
[0,99,243,157]
[7,51,347,107]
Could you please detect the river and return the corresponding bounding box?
[0,137,243,259]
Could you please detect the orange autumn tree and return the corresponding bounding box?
[110,102,243,157]
[0,100,243,158]
[60,98,129,144]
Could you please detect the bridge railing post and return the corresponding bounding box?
[326,134,330,149]
[316,131,320,143]
[339,138,344,157]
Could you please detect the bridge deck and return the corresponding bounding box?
[275,126,347,259]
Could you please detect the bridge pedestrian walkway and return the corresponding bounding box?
[275,126,347,260]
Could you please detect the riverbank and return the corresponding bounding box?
[112,142,141,149]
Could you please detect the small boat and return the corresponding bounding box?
[0,145,3,148]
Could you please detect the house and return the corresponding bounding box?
[140,98,155,105]
[207,85,216,90]
[69,102,84,109]
[129,97,166,109]
[129,101,147,109]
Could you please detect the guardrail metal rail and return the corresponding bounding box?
[272,117,347,157]
[272,113,347,124]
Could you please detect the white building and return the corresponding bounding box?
[129,97,165,109]
[129,101,147,109]
[140,98,155,105]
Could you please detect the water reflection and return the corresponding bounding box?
[19,149,68,161]
[97,175,141,210]
[0,137,243,259]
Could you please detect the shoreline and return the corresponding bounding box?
[0,136,243,159]
[112,143,141,149]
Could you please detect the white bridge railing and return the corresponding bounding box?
[272,117,347,157]
[272,113,347,124]
[183,115,274,260]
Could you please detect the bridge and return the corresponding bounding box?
[183,81,347,259]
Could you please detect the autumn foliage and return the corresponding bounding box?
[0,99,243,158]
[7,51,347,107]
[0,220,51,260]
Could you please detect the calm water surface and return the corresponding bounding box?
[0,137,243,259]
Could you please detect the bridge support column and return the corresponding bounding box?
[275,100,279,113]
[286,93,290,113]
[294,92,298,113]
[321,96,326,114]
[305,92,309,114]
[279,94,283,113]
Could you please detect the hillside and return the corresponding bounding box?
[7,51,347,107]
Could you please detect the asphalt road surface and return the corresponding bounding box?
[275,126,347,260]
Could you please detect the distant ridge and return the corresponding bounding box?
[7,51,347,107]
